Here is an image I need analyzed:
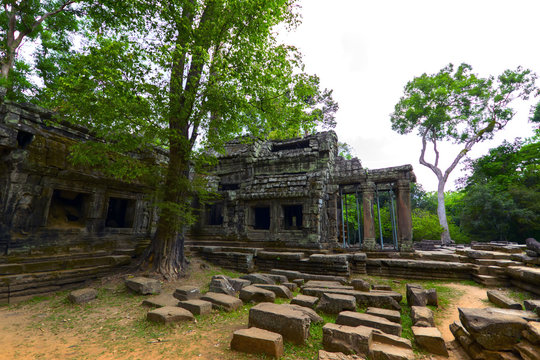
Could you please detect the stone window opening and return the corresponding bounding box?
[271,139,310,152]
[207,202,223,226]
[253,206,270,230]
[283,204,303,230]
[106,197,136,228]
[47,189,88,228]
[16,130,34,149]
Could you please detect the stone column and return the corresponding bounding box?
[327,190,339,244]
[396,180,413,252]
[362,182,376,251]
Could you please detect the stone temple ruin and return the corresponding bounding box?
[189,131,416,252]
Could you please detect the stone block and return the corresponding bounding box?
[412,326,448,356]
[351,279,370,292]
[524,300,540,315]
[303,280,352,290]
[459,307,528,350]
[291,294,319,309]
[142,294,179,308]
[266,274,288,284]
[336,311,402,336]
[241,273,275,285]
[368,331,414,360]
[285,304,323,323]
[177,300,212,316]
[316,293,356,314]
[173,286,201,301]
[239,285,276,303]
[487,290,522,310]
[200,292,243,312]
[372,284,392,291]
[68,288,97,304]
[147,306,194,324]
[524,321,540,344]
[248,303,311,345]
[282,282,298,292]
[231,327,284,358]
[318,350,364,359]
[322,323,374,356]
[366,307,401,324]
[514,339,540,360]
[253,284,292,299]
[411,306,435,327]
[229,278,251,292]
[209,277,235,296]
[125,277,161,295]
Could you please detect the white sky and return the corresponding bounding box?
[280,0,540,191]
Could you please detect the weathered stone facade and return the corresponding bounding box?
[189,131,416,251]
[0,102,155,303]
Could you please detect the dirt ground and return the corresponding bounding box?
[0,263,508,360]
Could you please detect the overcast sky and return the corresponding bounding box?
[281,0,540,191]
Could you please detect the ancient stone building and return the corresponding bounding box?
[189,131,416,251]
[0,102,155,303]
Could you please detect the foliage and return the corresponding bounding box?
[412,209,444,241]
[391,63,537,242]
[460,137,540,242]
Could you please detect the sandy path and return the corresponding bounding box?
[429,283,489,360]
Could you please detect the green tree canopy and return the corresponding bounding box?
[391,63,536,243]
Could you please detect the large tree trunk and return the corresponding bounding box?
[436,179,453,244]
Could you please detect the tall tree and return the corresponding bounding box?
[45,0,337,279]
[391,63,536,244]
[0,0,79,99]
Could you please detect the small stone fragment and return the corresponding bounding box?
[487,290,523,310]
[411,306,435,327]
[228,278,251,292]
[239,285,276,303]
[200,292,243,312]
[282,282,298,292]
[173,286,201,301]
[366,307,401,324]
[372,284,392,291]
[316,293,356,314]
[177,299,212,316]
[351,279,370,292]
[68,288,97,304]
[147,306,194,324]
[291,294,319,309]
[209,277,236,296]
[231,327,284,358]
[142,293,179,308]
[125,277,161,295]
[412,326,448,356]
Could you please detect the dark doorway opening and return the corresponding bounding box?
[17,130,34,149]
[283,205,303,230]
[106,197,135,228]
[47,189,88,228]
[253,206,270,230]
[207,203,223,225]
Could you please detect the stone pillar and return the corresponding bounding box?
[362,182,376,251]
[396,180,413,252]
[327,190,339,243]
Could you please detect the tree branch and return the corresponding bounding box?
[419,128,443,180]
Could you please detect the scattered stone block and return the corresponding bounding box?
[303,280,352,290]
[241,273,275,285]
[524,300,540,315]
[282,282,298,292]
[68,288,97,304]
[142,293,179,308]
[368,331,414,360]
[292,279,304,287]
[318,350,364,359]
[147,306,194,324]
[173,286,200,301]
[487,290,522,310]
[209,277,236,296]
[239,285,276,303]
[248,303,311,344]
[412,326,448,356]
[316,293,356,314]
[266,274,288,284]
[351,279,370,292]
[322,323,374,356]
[228,278,251,292]
[406,283,437,307]
[372,284,392,291]
[525,238,540,255]
[285,304,323,323]
[125,277,161,295]
[366,307,401,324]
[302,288,402,311]
[459,307,528,350]
[426,288,438,307]
[514,339,540,360]
[253,284,293,299]
[177,299,212,316]
[449,321,486,360]
[411,306,435,327]
[291,294,319,309]
[230,327,284,358]
[526,321,540,344]
[336,311,402,336]
[200,292,243,312]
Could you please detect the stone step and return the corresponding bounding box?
[0,255,131,275]
[472,274,509,287]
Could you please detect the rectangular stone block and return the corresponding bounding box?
[248,303,311,345]
[231,327,284,358]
